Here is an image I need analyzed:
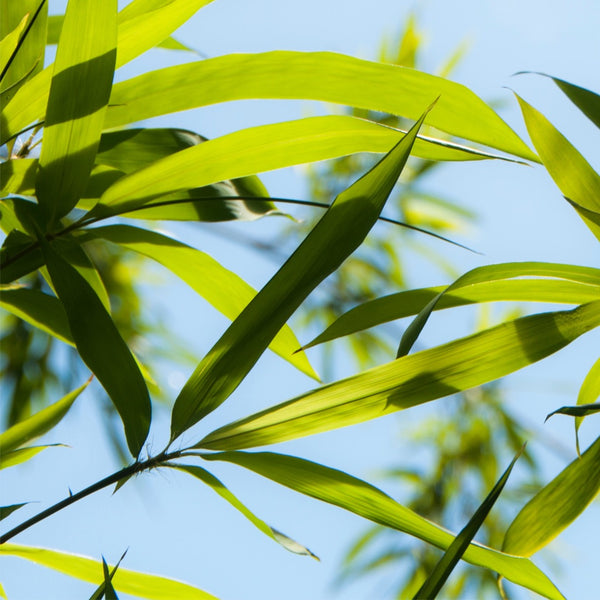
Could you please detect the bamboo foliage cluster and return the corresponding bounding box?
[1,1,599,598]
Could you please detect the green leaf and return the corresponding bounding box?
[0,230,43,284]
[516,94,600,240]
[413,449,522,599]
[88,552,127,600]
[170,103,432,441]
[106,51,537,160]
[0,379,89,454]
[80,225,317,381]
[41,241,151,457]
[169,464,318,559]
[203,451,563,600]
[0,581,6,599]
[34,0,117,226]
[0,159,38,196]
[0,12,30,82]
[546,402,600,421]
[0,503,28,522]
[574,358,600,453]
[199,302,600,450]
[302,262,600,349]
[0,445,53,469]
[503,435,600,557]
[0,544,218,600]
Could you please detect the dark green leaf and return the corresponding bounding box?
[0,503,28,522]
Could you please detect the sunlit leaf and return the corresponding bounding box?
[170,104,432,441]
[503,435,600,557]
[0,445,50,469]
[0,159,38,196]
[41,241,151,457]
[516,94,600,240]
[574,357,600,453]
[0,12,30,82]
[106,51,536,160]
[80,225,317,380]
[200,301,600,450]
[0,503,28,522]
[0,544,218,600]
[169,464,318,559]
[413,449,521,599]
[203,451,563,600]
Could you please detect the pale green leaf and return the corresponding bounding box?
[34,0,117,225]
[41,241,151,457]
[106,51,536,160]
[200,302,600,450]
[0,544,218,600]
[170,464,318,559]
[170,104,432,441]
[0,13,30,81]
[80,224,317,381]
[503,435,600,557]
[0,581,6,599]
[203,451,563,600]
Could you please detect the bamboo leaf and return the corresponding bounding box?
[0,445,54,469]
[203,451,563,600]
[199,302,600,450]
[0,12,30,82]
[0,581,6,599]
[516,94,600,240]
[546,402,600,421]
[169,464,318,559]
[170,104,432,441]
[413,449,522,599]
[34,0,117,226]
[503,435,600,557]
[106,51,536,160]
[0,503,28,522]
[80,225,317,381]
[0,230,43,284]
[0,379,89,454]
[0,159,38,196]
[41,241,151,457]
[302,263,600,349]
[88,551,127,600]
[575,357,600,454]
[0,544,218,600]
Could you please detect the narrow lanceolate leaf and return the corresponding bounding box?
[98,115,504,214]
[41,242,151,457]
[34,0,116,226]
[199,302,600,450]
[0,544,218,600]
[1,0,213,145]
[80,225,317,380]
[0,12,30,82]
[516,95,600,240]
[169,464,318,559]
[0,445,53,469]
[106,51,536,160]
[503,435,600,557]
[302,263,600,349]
[522,73,600,130]
[0,503,28,522]
[88,552,127,600]
[546,402,600,421]
[0,379,89,455]
[170,104,432,441]
[203,451,563,600]
[413,449,522,599]
[574,358,600,453]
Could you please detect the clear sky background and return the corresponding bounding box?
[2,1,600,599]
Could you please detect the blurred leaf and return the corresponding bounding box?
[412,449,521,599]
[203,451,563,600]
[199,302,600,450]
[0,503,28,522]
[170,464,318,559]
[0,379,89,454]
[106,51,537,160]
[503,435,600,557]
[303,262,600,349]
[41,241,150,457]
[34,0,117,226]
[516,94,600,240]
[0,581,6,599]
[170,104,431,441]
[0,544,218,599]
[80,224,317,380]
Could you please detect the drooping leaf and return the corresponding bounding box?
[34,0,117,226]
[41,241,151,457]
[79,225,317,380]
[203,451,563,600]
[0,379,89,454]
[0,544,218,600]
[0,503,29,522]
[199,301,600,450]
[412,449,522,599]
[170,104,432,441]
[302,263,600,349]
[574,357,600,453]
[169,464,318,559]
[503,435,600,557]
[105,51,537,160]
[516,94,600,240]
[546,402,600,421]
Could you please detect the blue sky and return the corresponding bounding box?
[2,1,600,599]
